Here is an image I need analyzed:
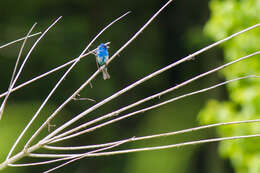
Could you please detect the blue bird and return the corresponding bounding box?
[96,43,110,80]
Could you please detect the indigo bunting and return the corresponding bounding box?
[96,43,110,80]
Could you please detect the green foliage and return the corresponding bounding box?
[199,0,260,172]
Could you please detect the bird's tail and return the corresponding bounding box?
[102,67,110,80]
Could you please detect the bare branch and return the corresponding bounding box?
[9,157,75,167]
[55,134,260,158]
[1,1,259,170]
[0,32,41,49]
[0,23,37,120]
[6,16,63,160]
[24,11,131,149]
[45,118,260,151]
[0,42,110,99]
[40,23,260,144]
[47,52,260,144]
[38,0,181,144]
[43,137,134,173]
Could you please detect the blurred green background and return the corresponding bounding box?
[0,0,259,172]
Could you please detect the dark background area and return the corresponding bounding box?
[0,0,232,172]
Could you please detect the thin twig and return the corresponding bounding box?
[72,94,96,102]
[1,3,259,171]
[0,32,41,49]
[0,23,37,120]
[0,42,110,99]
[28,138,132,160]
[47,52,260,144]
[43,137,135,173]
[0,12,130,171]
[3,132,260,171]
[9,157,75,167]
[24,12,131,149]
[25,134,260,158]
[6,16,63,160]
[9,139,131,172]
[40,23,260,145]
[45,118,260,150]
[38,0,176,144]
[50,75,259,143]
[8,139,129,167]
[28,153,81,158]
[68,134,260,157]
